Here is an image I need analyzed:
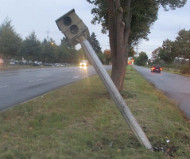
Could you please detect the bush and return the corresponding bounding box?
[179,65,190,74]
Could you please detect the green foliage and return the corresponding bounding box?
[0,18,22,59]
[86,0,186,46]
[130,0,159,45]
[156,0,187,10]
[157,29,190,66]
[135,52,148,66]
[159,39,176,63]
[75,48,86,62]
[58,37,81,63]
[87,0,158,45]
[20,32,41,61]
[174,29,190,63]
[54,44,84,64]
[88,32,105,63]
[41,39,56,63]
[61,37,74,49]
[96,52,105,63]
[54,45,69,63]
[86,0,186,91]
[151,47,161,64]
[0,18,87,64]
[87,0,108,33]
[88,32,102,53]
[128,47,136,57]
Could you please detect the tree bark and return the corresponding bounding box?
[106,0,131,91]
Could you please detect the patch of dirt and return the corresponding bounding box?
[153,142,178,158]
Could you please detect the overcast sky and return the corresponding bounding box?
[0,0,190,58]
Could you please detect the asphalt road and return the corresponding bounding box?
[133,65,190,119]
[0,66,111,111]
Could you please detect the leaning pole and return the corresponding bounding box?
[55,9,152,150]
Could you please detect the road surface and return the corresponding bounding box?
[133,65,190,119]
[0,66,111,111]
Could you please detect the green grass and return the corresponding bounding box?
[0,66,189,159]
[0,65,45,71]
[162,68,190,77]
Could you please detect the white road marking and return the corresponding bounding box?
[1,74,12,76]
[0,85,8,89]
[29,79,43,83]
[73,75,80,79]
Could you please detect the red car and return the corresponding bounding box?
[151,65,162,73]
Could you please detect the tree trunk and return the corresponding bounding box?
[106,0,131,92]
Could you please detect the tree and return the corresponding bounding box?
[88,32,105,63]
[0,18,22,60]
[159,39,175,63]
[135,52,148,66]
[41,38,56,63]
[20,32,41,61]
[151,47,161,63]
[128,47,136,57]
[54,41,79,64]
[88,32,102,53]
[87,0,187,91]
[75,48,86,62]
[61,37,73,49]
[173,29,190,65]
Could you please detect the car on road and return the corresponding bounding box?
[79,60,88,68]
[151,65,162,73]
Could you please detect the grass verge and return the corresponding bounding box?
[0,66,189,159]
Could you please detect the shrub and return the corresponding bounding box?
[179,65,190,74]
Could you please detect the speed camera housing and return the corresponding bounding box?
[56,9,89,46]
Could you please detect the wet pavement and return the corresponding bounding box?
[133,65,190,119]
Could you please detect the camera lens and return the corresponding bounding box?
[70,25,79,34]
[63,16,71,26]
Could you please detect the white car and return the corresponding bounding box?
[80,60,88,67]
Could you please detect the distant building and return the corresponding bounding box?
[0,58,4,65]
[128,57,134,65]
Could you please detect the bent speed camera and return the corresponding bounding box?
[55,9,89,46]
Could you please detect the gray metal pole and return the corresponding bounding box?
[79,37,152,150]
